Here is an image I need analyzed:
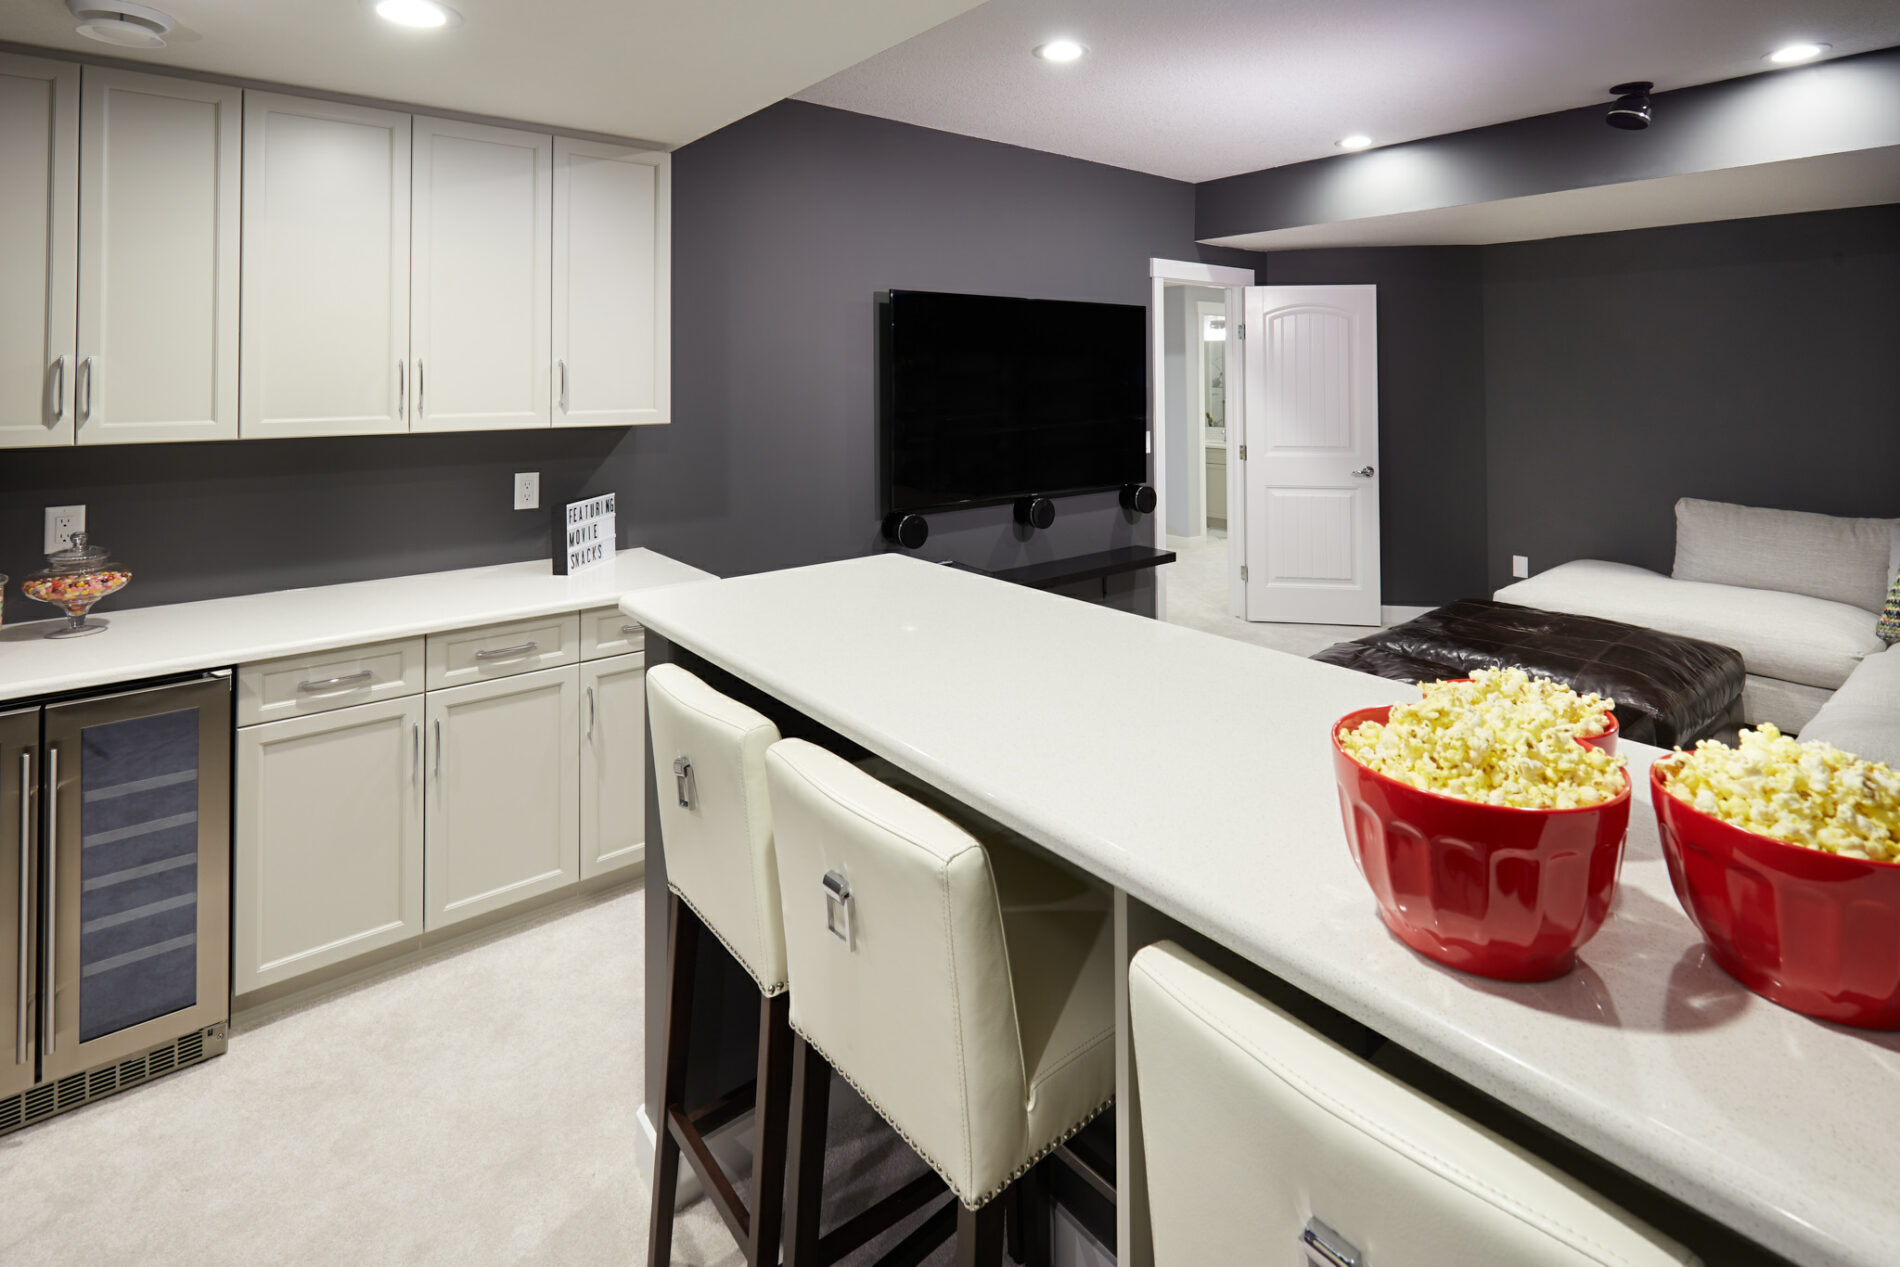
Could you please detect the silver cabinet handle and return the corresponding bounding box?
[397,360,406,421]
[474,641,538,661]
[50,356,68,426]
[416,359,424,417]
[77,356,96,425]
[620,624,641,635]
[298,669,373,694]
[433,719,442,781]
[558,359,568,412]
[42,746,57,1057]
[411,721,420,787]
[586,685,596,742]
[1351,465,1375,478]
[16,750,29,1066]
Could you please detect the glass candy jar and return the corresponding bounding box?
[22,533,132,638]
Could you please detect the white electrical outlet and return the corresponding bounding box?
[513,472,539,511]
[45,505,85,553]
[1512,555,1530,579]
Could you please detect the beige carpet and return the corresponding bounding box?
[1161,533,1379,657]
[0,885,970,1267]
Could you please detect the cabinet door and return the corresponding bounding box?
[235,697,424,994]
[78,68,241,445]
[579,654,645,879]
[0,53,78,449]
[241,92,410,439]
[425,664,578,928]
[552,138,669,428]
[411,116,551,433]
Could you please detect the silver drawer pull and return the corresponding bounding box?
[620,624,641,635]
[822,870,854,949]
[474,640,539,660]
[298,669,373,693]
[1302,1218,1360,1267]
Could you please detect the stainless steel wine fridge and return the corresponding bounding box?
[2,672,231,1135]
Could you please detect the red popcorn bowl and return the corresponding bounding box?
[1650,761,1900,1030]
[1332,705,1632,982]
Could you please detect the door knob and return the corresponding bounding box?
[1351,466,1375,478]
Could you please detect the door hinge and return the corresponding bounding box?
[1237,323,1246,340]
[1240,565,1248,581]
[1238,445,1247,460]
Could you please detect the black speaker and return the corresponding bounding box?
[1120,483,1157,515]
[882,512,929,550]
[1013,496,1056,531]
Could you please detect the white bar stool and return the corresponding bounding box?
[765,740,1116,1267]
[1128,941,1701,1267]
[645,664,794,1267]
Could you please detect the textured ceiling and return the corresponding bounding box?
[0,0,986,146]
[799,0,1900,182]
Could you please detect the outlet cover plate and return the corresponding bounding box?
[1511,555,1530,579]
[45,505,85,553]
[514,472,539,511]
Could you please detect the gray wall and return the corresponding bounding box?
[1259,247,1489,605]
[1483,203,1900,590]
[2,100,1255,616]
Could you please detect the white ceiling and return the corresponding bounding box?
[0,0,987,146]
[1204,146,1900,250]
[798,0,1900,183]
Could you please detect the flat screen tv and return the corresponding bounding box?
[881,290,1147,515]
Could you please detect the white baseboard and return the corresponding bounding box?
[1380,605,1433,625]
[636,1099,756,1209]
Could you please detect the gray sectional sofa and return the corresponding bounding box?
[1493,498,1898,763]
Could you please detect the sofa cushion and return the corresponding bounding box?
[1494,559,1887,691]
[1672,498,1896,612]
[1801,648,1900,768]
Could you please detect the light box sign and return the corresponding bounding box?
[556,493,615,576]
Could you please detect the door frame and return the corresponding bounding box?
[1148,259,1254,622]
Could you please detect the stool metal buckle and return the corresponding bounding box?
[822,870,854,949]
[1302,1217,1361,1267]
[672,755,695,808]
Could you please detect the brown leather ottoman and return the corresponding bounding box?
[1311,599,1745,747]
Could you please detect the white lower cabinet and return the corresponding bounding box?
[424,663,579,929]
[235,695,425,993]
[580,653,646,878]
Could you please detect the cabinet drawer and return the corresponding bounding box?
[426,613,579,689]
[581,605,645,660]
[238,637,425,726]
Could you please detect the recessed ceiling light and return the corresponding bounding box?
[1033,39,1085,63]
[67,0,173,48]
[1336,134,1373,151]
[375,0,455,29]
[1767,41,1829,65]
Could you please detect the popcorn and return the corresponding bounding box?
[1339,668,1626,809]
[1659,725,1900,863]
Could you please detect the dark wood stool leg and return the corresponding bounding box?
[647,895,701,1267]
[746,992,794,1266]
[782,1035,832,1267]
[955,1194,1007,1267]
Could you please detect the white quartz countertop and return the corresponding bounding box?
[625,553,1899,1267]
[1,548,714,702]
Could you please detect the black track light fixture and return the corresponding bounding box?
[1605,81,1653,130]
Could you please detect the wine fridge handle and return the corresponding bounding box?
[16,750,28,1066]
[42,746,57,1056]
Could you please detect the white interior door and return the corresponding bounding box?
[0,53,78,449]
[240,92,411,438]
[79,68,241,445]
[1241,285,1380,625]
[412,116,551,432]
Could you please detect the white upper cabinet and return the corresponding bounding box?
[0,53,78,449]
[79,68,241,445]
[553,138,671,427]
[411,116,551,432]
[241,92,411,439]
